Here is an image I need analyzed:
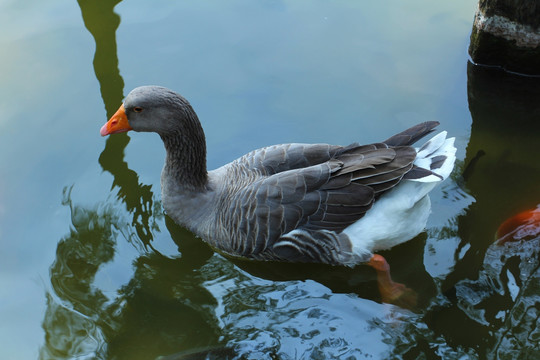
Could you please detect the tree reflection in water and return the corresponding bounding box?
[41,186,223,359]
[41,0,224,358]
[41,187,117,359]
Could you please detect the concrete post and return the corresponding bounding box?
[469,0,540,75]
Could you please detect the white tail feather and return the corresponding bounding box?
[412,132,456,182]
[417,131,448,158]
[344,130,457,259]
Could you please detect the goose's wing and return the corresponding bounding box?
[237,143,345,175]
[236,121,439,175]
[382,121,439,146]
[220,143,418,260]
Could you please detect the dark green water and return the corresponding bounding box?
[1,0,539,359]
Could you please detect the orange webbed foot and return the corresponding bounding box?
[368,254,417,309]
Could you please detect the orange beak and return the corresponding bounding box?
[100,104,133,136]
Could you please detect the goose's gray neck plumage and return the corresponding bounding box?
[157,104,213,235]
[161,124,208,191]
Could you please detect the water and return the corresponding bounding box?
[1,0,539,359]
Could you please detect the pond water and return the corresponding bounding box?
[1,0,539,359]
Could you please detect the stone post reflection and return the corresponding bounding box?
[425,63,540,358]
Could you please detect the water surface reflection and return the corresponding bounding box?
[41,188,222,359]
[38,2,540,359]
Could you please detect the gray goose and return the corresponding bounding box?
[100,86,456,271]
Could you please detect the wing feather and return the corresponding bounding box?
[238,143,341,175]
[222,143,419,255]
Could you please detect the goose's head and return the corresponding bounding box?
[100,85,198,137]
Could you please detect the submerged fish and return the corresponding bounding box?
[495,205,540,245]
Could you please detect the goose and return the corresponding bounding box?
[100,86,456,276]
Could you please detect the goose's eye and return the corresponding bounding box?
[133,106,143,113]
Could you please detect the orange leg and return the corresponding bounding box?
[368,254,417,308]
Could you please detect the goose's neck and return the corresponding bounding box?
[161,128,208,190]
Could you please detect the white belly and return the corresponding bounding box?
[342,180,435,255]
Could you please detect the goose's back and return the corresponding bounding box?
[204,141,417,261]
